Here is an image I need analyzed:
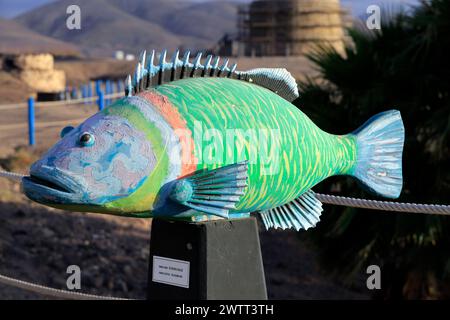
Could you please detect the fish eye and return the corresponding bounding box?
[60,126,74,138]
[79,132,95,147]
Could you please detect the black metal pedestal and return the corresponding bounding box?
[147,217,267,300]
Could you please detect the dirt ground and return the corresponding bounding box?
[0,194,368,300]
[0,57,367,300]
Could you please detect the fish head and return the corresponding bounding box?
[22,110,159,215]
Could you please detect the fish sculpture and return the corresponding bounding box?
[20,49,405,231]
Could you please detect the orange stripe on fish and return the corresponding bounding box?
[137,91,197,175]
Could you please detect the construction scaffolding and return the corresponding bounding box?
[238,0,350,56]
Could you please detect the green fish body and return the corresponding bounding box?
[22,50,405,231]
[152,77,356,212]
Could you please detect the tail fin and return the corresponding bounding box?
[352,110,405,199]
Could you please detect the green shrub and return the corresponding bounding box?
[296,0,450,299]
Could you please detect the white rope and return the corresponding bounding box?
[0,118,88,132]
[316,193,450,215]
[1,168,449,298]
[0,273,132,300]
[0,168,135,300]
[35,93,122,107]
[1,169,449,214]
[0,169,26,181]
[0,168,134,300]
[0,102,27,110]
[0,93,123,110]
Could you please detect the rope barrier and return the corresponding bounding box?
[1,169,450,214]
[316,193,450,215]
[0,118,88,131]
[0,102,27,110]
[0,169,133,300]
[0,273,132,300]
[0,93,123,110]
[0,169,26,181]
[34,93,122,107]
[1,168,450,298]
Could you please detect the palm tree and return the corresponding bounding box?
[296,0,450,299]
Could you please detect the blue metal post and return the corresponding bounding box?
[109,80,115,104]
[98,90,104,111]
[117,80,123,94]
[95,80,101,95]
[71,87,77,99]
[82,85,87,104]
[28,97,35,146]
[87,82,93,104]
[107,80,112,105]
[104,80,109,106]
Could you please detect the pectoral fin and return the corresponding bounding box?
[169,161,249,218]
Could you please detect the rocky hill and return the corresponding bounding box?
[14,0,239,57]
[0,18,80,56]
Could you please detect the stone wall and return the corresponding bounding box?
[13,54,65,92]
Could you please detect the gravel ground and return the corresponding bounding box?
[0,199,368,300]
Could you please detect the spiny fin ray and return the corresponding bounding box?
[126,49,299,101]
[259,190,323,231]
[169,161,249,218]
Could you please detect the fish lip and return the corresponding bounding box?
[30,165,84,193]
[22,165,85,204]
[23,175,73,193]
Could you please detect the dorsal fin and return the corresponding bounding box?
[125,49,299,102]
[239,68,299,102]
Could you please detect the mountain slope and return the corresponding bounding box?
[14,0,238,57]
[109,0,238,41]
[0,18,80,56]
[14,0,190,56]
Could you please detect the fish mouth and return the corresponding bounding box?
[22,166,84,204]
[24,174,73,193]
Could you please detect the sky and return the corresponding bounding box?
[0,0,420,19]
[0,0,56,18]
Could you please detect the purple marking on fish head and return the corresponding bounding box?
[23,113,156,206]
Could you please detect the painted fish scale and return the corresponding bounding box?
[100,100,172,213]
[151,77,357,212]
[19,49,404,232]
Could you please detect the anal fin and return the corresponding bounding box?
[259,190,323,231]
